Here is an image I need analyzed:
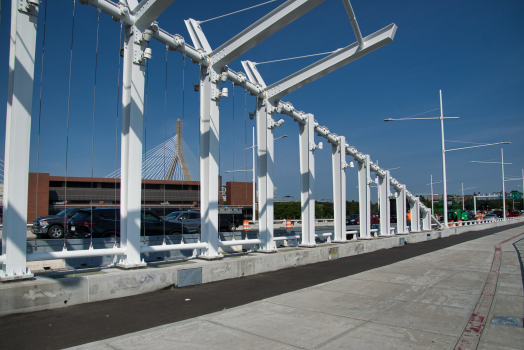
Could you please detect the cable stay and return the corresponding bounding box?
[254,50,340,65]
[199,0,280,24]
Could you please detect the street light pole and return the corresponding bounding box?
[439,90,449,227]
[502,148,506,219]
[385,90,511,228]
[471,148,512,220]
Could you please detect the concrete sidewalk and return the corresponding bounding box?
[68,227,524,349]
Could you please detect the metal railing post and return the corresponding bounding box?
[256,100,277,252]
[358,155,371,239]
[396,185,407,234]
[299,113,316,246]
[379,170,391,236]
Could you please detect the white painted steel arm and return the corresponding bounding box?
[226,68,264,97]
[152,29,209,65]
[82,0,135,25]
[266,23,397,100]
[211,0,325,67]
[133,0,176,27]
[184,18,213,53]
[342,0,364,48]
[242,60,267,88]
[277,101,307,124]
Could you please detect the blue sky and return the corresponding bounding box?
[1,0,523,202]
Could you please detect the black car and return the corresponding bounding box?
[31,208,85,239]
[346,214,359,225]
[67,208,190,239]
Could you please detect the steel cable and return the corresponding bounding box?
[35,0,48,250]
[63,0,76,248]
[90,9,101,249]
[143,43,150,241]
[114,21,123,243]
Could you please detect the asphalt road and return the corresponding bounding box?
[1,222,523,350]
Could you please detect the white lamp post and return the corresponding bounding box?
[385,90,511,227]
[459,184,477,211]
[226,129,287,221]
[470,148,512,220]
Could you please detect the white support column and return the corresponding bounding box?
[358,155,371,239]
[257,101,276,252]
[299,113,316,246]
[1,0,39,281]
[332,136,347,242]
[198,65,222,259]
[379,171,391,236]
[409,198,421,232]
[117,24,148,268]
[421,209,431,230]
[396,185,407,234]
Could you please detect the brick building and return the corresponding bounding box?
[26,173,255,223]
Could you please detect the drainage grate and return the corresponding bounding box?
[492,315,523,328]
[177,267,202,288]
[399,238,405,246]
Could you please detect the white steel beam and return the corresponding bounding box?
[379,170,392,236]
[184,18,212,53]
[266,24,397,100]
[211,0,325,67]
[358,155,371,239]
[331,136,341,241]
[256,101,277,252]
[133,0,176,28]
[198,65,222,259]
[1,0,39,280]
[421,209,431,230]
[331,136,347,242]
[118,23,149,268]
[241,60,267,88]
[396,185,407,234]
[299,113,316,246]
[409,198,421,232]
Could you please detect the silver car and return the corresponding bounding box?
[164,210,201,233]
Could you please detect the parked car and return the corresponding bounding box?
[164,210,201,233]
[484,213,498,220]
[31,208,85,239]
[346,214,359,225]
[353,214,380,225]
[508,211,521,217]
[66,208,189,239]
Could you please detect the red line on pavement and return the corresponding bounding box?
[454,232,524,350]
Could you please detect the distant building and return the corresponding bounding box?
[27,173,255,222]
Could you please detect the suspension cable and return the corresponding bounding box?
[199,0,279,24]
[244,89,247,209]
[64,0,76,248]
[255,50,337,65]
[232,82,235,186]
[163,45,168,243]
[181,54,185,211]
[114,21,123,242]
[35,0,48,250]
[143,43,150,241]
[90,9,101,249]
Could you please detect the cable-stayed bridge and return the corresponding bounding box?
[106,119,199,181]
